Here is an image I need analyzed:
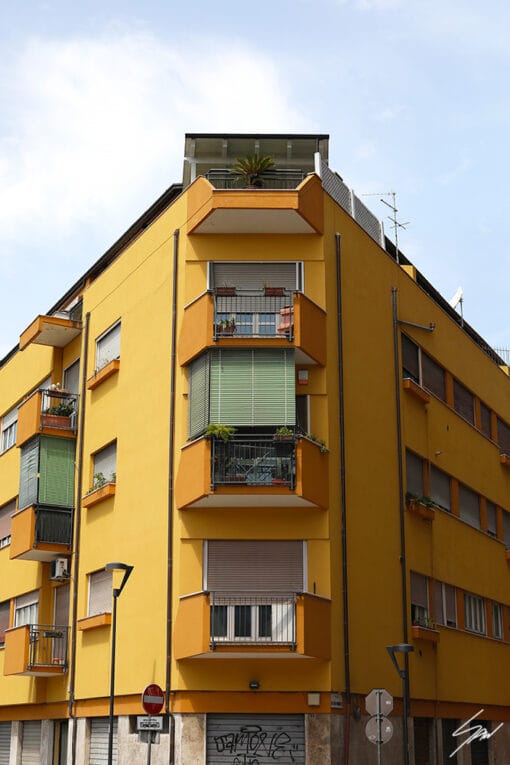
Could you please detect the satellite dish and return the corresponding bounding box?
[449,287,463,309]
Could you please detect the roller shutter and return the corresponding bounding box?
[39,437,75,507]
[19,439,40,510]
[189,354,210,438]
[21,720,41,764]
[207,714,304,765]
[0,722,11,765]
[211,262,300,292]
[89,718,117,764]
[207,541,304,591]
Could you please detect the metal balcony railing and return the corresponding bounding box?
[211,437,295,489]
[213,290,294,340]
[34,506,73,546]
[205,168,306,190]
[28,624,69,669]
[209,592,296,648]
[40,389,78,433]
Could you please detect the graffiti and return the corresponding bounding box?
[213,725,300,763]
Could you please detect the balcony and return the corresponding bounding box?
[176,435,328,509]
[19,305,82,351]
[16,389,78,447]
[9,505,73,561]
[178,291,326,366]
[187,173,323,234]
[174,591,331,660]
[3,624,69,676]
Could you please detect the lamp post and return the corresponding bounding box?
[386,643,414,765]
[105,562,134,765]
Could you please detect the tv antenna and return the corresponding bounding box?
[449,286,464,327]
[363,191,409,264]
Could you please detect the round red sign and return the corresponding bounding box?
[141,684,164,715]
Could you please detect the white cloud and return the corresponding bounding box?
[0,32,306,254]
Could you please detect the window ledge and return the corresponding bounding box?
[406,499,435,521]
[499,453,510,469]
[403,377,430,404]
[82,482,116,508]
[86,359,120,391]
[77,613,112,631]
[411,625,440,643]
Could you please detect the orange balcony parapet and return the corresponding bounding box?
[4,624,69,676]
[16,389,78,447]
[10,505,72,561]
[20,315,82,351]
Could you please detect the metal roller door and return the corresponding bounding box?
[21,720,41,764]
[89,718,118,764]
[207,714,305,764]
[0,722,11,765]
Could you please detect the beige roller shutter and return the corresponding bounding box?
[207,714,304,764]
[207,541,304,591]
[21,721,41,764]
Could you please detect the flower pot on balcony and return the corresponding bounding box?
[264,287,285,297]
[215,287,236,296]
[41,414,71,429]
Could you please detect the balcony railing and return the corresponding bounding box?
[205,168,306,190]
[213,290,294,340]
[210,592,296,649]
[39,389,78,432]
[211,436,295,489]
[35,506,73,546]
[28,624,69,669]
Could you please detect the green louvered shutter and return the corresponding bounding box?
[210,349,295,426]
[189,353,210,438]
[38,437,75,507]
[19,439,40,510]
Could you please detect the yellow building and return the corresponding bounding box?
[0,133,509,764]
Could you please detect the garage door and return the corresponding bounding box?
[0,722,11,765]
[21,721,41,764]
[89,718,118,764]
[207,714,304,764]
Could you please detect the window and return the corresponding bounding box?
[492,602,503,640]
[401,335,420,384]
[88,570,112,616]
[1,406,18,453]
[0,601,9,646]
[430,466,450,511]
[464,593,486,634]
[433,581,457,628]
[503,511,510,549]
[410,572,429,627]
[93,442,117,485]
[453,380,474,425]
[497,417,510,456]
[296,395,309,434]
[486,501,498,538]
[479,402,492,439]
[406,450,425,498]
[0,500,15,549]
[458,484,480,528]
[95,321,120,372]
[421,352,446,401]
[63,359,80,394]
[14,591,38,627]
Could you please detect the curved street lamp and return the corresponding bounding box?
[105,562,134,765]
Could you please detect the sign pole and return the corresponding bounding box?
[376,690,382,765]
[146,717,152,765]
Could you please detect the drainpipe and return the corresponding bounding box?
[69,311,90,764]
[165,230,179,764]
[336,233,351,763]
[391,288,411,761]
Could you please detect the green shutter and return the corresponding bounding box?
[209,349,295,426]
[19,439,39,510]
[39,437,75,507]
[189,353,210,438]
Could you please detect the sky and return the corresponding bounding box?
[1,0,510,359]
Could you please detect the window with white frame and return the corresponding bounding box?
[410,572,430,627]
[95,321,120,372]
[0,500,15,549]
[464,593,486,635]
[433,581,457,628]
[92,442,117,487]
[88,570,113,616]
[492,602,503,640]
[14,591,38,627]
[1,406,18,454]
[0,600,9,645]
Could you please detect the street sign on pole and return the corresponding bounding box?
[365,688,393,717]
[365,716,394,744]
[137,717,163,731]
[365,688,394,765]
[142,684,164,716]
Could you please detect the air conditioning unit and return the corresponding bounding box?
[50,558,70,581]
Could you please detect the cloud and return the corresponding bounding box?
[0,32,306,255]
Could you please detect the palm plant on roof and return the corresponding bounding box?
[231,154,275,188]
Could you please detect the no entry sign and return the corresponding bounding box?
[142,684,164,715]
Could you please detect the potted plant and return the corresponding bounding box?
[406,492,435,520]
[273,426,294,456]
[215,285,236,296]
[264,286,285,297]
[304,433,328,454]
[205,424,237,441]
[217,318,236,336]
[41,402,75,428]
[231,154,275,188]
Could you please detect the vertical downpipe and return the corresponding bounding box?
[336,233,351,763]
[391,288,411,762]
[69,310,90,764]
[165,230,179,765]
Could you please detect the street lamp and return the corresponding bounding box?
[386,643,414,765]
[105,562,134,765]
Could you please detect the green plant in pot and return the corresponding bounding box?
[206,424,237,441]
[231,154,275,188]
